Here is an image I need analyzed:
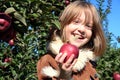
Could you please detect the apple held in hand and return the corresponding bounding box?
[113,72,120,80]
[59,43,79,63]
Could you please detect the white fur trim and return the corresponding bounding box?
[41,66,60,77]
[73,50,97,71]
[47,36,63,55]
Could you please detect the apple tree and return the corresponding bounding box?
[0,0,65,79]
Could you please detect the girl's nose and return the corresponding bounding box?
[78,25,85,35]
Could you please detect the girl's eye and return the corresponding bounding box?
[86,24,93,30]
[73,20,81,24]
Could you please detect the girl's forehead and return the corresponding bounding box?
[74,11,93,23]
[76,12,85,19]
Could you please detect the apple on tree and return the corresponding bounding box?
[113,72,120,80]
[65,0,70,6]
[4,57,12,63]
[9,39,14,46]
[0,13,17,44]
[0,13,11,32]
[59,43,79,63]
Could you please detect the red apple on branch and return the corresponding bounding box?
[59,43,79,63]
[9,39,14,46]
[65,0,70,6]
[113,72,120,80]
[0,19,10,31]
[0,13,16,43]
[4,57,12,63]
[0,13,11,32]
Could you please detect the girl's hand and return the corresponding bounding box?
[55,52,77,72]
[55,53,77,79]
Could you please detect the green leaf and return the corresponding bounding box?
[14,12,27,26]
[52,20,60,29]
[5,7,16,14]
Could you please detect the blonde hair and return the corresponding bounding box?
[59,0,106,56]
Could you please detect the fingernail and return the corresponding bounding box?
[64,52,67,56]
[59,52,62,55]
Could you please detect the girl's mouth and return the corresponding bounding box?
[75,35,84,40]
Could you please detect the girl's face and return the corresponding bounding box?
[64,12,93,48]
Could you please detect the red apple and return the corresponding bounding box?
[65,0,70,6]
[9,39,14,46]
[0,19,10,31]
[59,43,79,63]
[113,72,120,80]
[4,58,12,63]
[0,13,11,32]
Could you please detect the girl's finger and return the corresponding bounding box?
[58,52,67,63]
[62,55,77,71]
[55,52,67,63]
[55,52,62,61]
[66,54,75,64]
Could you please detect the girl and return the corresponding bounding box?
[37,0,106,80]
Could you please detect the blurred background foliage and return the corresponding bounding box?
[0,0,120,80]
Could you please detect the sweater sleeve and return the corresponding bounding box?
[37,54,60,80]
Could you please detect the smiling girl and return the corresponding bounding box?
[37,0,106,80]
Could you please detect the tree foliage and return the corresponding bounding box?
[0,0,64,79]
